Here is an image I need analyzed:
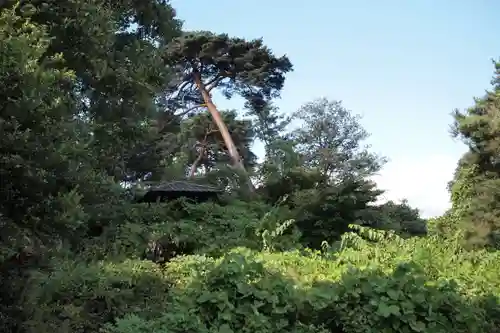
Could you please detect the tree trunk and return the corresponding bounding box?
[188,147,205,178]
[193,72,255,192]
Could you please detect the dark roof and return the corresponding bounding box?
[147,181,221,193]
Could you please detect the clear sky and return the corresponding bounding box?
[170,0,500,217]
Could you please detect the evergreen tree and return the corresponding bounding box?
[291,98,386,181]
[0,1,182,329]
[164,31,293,189]
[450,61,500,248]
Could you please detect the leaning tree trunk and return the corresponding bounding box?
[188,147,205,178]
[193,73,255,192]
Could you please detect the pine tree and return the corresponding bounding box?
[450,60,500,248]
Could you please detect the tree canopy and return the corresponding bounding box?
[163,31,293,186]
[165,31,293,99]
[449,61,500,248]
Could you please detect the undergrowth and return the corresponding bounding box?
[22,214,500,333]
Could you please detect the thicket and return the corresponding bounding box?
[1,1,499,333]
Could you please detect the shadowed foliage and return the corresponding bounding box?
[1,1,499,333]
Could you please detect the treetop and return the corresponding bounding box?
[164,30,293,99]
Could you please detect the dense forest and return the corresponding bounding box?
[1,1,499,333]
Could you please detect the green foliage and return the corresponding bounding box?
[104,240,499,333]
[291,98,387,180]
[371,200,427,237]
[312,263,483,333]
[80,200,265,261]
[18,0,182,184]
[256,98,412,249]
[259,166,386,248]
[244,99,290,150]
[178,109,258,175]
[0,4,83,233]
[427,211,464,240]
[254,196,301,252]
[107,251,326,333]
[23,259,171,333]
[2,1,500,333]
[450,61,500,248]
[165,30,293,100]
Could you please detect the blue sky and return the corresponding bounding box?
[170,0,500,217]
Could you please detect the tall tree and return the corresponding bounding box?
[5,0,183,183]
[258,98,388,248]
[370,200,427,237]
[290,98,386,181]
[450,60,500,248]
[164,31,293,189]
[244,98,290,152]
[0,6,96,329]
[0,1,182,329]
[177,110,257,178]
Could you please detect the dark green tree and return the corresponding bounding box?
[0,7,98,330]
[258,98,387,248]
[290,98,386,181]
[371,200,427,237]
[176,110,257,178]
[450,60,500,248]
[0,1,183,330]
[4,0,183,184]
[164,31,293,189]
[244,98,290,152]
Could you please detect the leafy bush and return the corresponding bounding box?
[10,200,500,333]
[80,200,268,260]
[105,245,499,333]
[308,264,484,333]
[107,250,329,333]
[330,226,500,297]
[22,259,171,333]
[2,1,500,332]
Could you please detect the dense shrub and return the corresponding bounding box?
[2,1,500,332]
[19,216,500,333]
[22,259,171,333]
[79,200,271,260]
[308,263,485,333]
[104,242,499,333]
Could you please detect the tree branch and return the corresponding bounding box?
[205,75,224,92]
[188,147,206,178]
[188,128,218,178]
[176,80,191,97]
[175,104,206,118]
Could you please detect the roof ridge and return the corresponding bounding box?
[148,180,220,192]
